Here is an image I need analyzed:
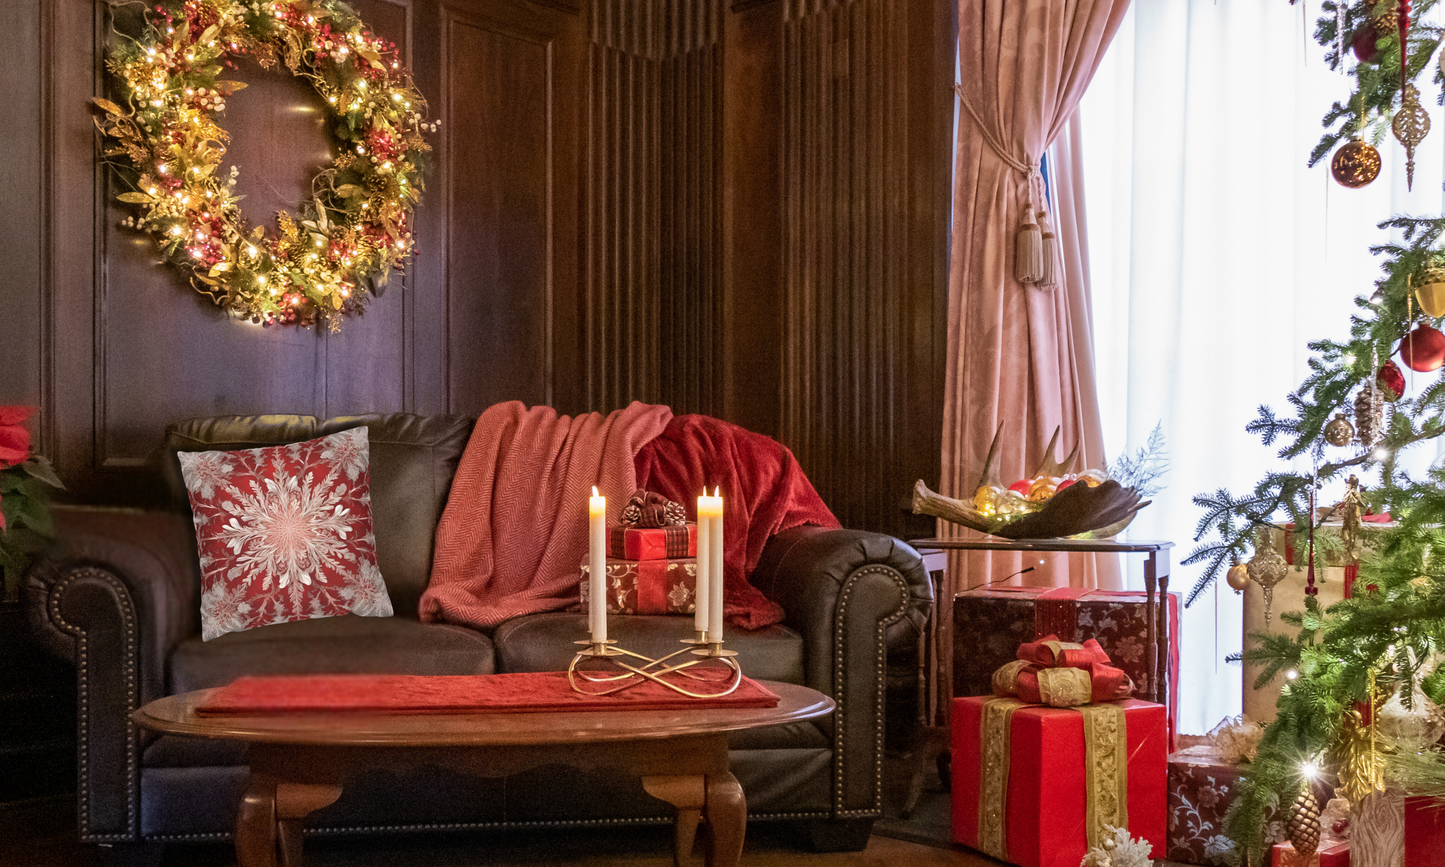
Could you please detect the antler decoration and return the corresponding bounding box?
[913,424,1148,540]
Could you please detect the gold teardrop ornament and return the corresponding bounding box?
[1392,83,1430,190]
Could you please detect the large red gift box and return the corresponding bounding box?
[1407,794,1445,864]
[579,557,696,615]
[952,695,1167,867]
[1271,840,1349,867]
[953,586,1180,743]
[608,522,697,561]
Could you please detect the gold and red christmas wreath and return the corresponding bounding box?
[95,0,436,329]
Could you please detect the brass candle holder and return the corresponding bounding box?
[567,630,742,698]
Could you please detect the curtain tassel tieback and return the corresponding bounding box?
[956,82,1056,289]
[1037,209,1058,290]
[1016,205,1045,285]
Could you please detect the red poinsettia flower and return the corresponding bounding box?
[0,406,33,469]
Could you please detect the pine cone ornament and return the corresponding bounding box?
[1287,784,1322,857]
[1355,385,1386,448]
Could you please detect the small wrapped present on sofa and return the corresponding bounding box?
[952,637,1166,867]
[607,489,697,560]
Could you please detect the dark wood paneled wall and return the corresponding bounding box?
[3,0,952,537]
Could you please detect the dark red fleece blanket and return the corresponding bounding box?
[634,415,840,630]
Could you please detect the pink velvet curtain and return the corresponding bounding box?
[940,1,1130,598]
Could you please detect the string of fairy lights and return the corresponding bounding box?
[96,0,437,329]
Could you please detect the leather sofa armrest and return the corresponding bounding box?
[27,505,201,703]
[750,525,931,816]
[22,505,200,842]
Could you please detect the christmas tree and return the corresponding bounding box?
[1183,0,1445,859]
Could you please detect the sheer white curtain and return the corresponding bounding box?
[1077,0,1445,734]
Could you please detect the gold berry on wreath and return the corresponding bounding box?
[93,0,437,329]
[1331,137,1382,188]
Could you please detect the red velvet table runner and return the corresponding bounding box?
[195,671,780,716]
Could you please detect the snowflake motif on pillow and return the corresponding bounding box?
[179,427,394,640]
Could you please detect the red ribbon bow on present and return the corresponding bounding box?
[990,635,1134,708]
[619,490,688,529]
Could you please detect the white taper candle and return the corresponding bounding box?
[694,491,710,633]
[707,487,725,643]
[589,486,607,643]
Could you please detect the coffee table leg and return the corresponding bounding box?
[276,782,343,867]
[642,775,705,867]
[236,775,278,867]
[703,772,745,867]
[236,769,343,867]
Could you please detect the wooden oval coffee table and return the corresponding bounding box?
[135,680,833,867]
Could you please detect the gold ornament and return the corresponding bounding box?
[1377,680,1445,754]
[1245,528,1289,624]
[1355,384,1386,448]
[1286,784,1323,858]
[1334,676,1388,804]
[1340,475,1365,563]
[1324,413,1356,447]
[1331,137,1382,188]
[1226,561,1251,593]
[1416,267,1445,317]
[1392,83,1431,190]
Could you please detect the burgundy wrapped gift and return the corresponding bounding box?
[608,522,697,561]
[1167,745,1294,865]
[954,586,1180,743]
[579,557,696,615]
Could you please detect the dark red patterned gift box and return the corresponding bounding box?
[579,557,697,615]
[953,586,1180,744]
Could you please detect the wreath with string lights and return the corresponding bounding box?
[94,0,436,329]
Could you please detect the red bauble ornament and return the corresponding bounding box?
[1352,23,1381,63]
[1399,324,1445,372]
[1378,360,1406,400]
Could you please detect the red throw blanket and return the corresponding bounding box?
[420,401,673,628]
[634,414,840,630]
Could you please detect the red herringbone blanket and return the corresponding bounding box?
[419,401,672,629]
[420,403,840,631]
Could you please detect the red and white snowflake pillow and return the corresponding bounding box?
[177,426,394,641]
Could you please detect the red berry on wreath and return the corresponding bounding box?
[1399,324,1445,372]
[1378,360,1406,399]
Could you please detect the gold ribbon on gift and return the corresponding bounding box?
[1037,667,1092,707]
[977,697,1129,861]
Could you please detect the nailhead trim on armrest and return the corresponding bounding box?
[832,564,910,819]
[46,566,140,843]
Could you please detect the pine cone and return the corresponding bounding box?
[1355,385,1385,448]
[1286,785,1322,857]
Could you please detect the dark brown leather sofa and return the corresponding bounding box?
[24,412,930,856]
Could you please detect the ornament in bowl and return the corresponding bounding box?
[912,425,1149,540]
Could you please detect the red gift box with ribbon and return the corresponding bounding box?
[607,523,697,561]
[952,695,1166,867]
[952,638,1166,867]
